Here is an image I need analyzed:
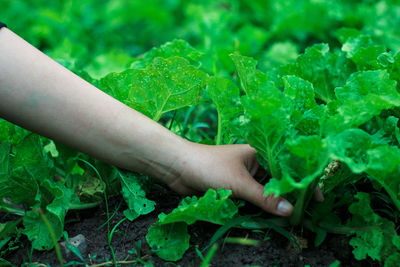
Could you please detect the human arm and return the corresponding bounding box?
[0,27,294,216]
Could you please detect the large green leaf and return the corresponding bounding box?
[146,189,238,261]
[100,56,208,121]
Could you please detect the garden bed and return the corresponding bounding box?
[5,187,369,266]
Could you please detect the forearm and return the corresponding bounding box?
[0,27,188,182]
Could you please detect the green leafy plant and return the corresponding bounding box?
[3,1,400,265]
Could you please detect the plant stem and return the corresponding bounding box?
[200,244,218,267]
[289,179,319,225]
[69,201,101,210]
[215,113,222,145]
[0,201,25,216]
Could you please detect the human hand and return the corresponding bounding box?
[162,143,295,216]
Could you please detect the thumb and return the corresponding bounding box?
[238,176,293,216]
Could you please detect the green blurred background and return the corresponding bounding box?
[2,0,400,79]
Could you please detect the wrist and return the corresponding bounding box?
[117,110,193,184]
[139,134,193,185]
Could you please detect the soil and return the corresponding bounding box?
[3,186,377,267]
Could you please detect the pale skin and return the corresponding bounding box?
[0,27,321,216]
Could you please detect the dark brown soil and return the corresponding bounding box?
[3,187,375,267]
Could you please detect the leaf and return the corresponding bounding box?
[347,192,400,263]
[206,76,241,144]
[328,260,341,267]
[239,76,291,177]
[0,119,30,144]
[342,34,374,58]
[283,76,317,112]
[325,70,400,134]
[157,189,238,225]
[100,56,208,121]
[383,116,400,145]
[0,142,10,176]
[23,181,75,250]
[385,253,400,267]
[9,134,52,183]
[0,219,21,241]
[327,129,374,173]
[280,135,328,184]
[351,46,388,70]
[119,172,155,221]
[327,129,400,210]
[283,76,323,135]
[280,44,353,103]
[146,189,238,261]
[366,145,400,210]
[23,208,61,251]
[335,71,399,105]
[340,33,390,71]
[390,51,400,84]
[131,39,205,69]
[230,53,273,96]
[146,223,189,262]
[43,141,59,158]
[260,41,298,70]
[0,166,39,206]
[370,116,400,146]
[265,135,328,197]
[335,27,363,44]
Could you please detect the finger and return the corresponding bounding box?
[239,145,259,176]
[237,176,293,216]
[249,157,259,176]
[315,186,324,202]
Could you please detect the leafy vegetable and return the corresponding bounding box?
[146,189,238,261]
[100,56,208,121]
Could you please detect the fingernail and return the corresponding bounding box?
[277,200,292,214]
